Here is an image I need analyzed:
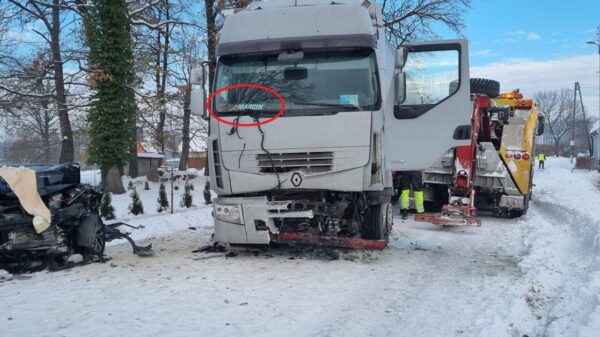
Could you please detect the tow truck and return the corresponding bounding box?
[417,86,544,225]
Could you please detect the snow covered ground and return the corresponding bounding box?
[2,157,600,337]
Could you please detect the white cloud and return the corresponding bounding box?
[471,54,600,119]
[495,31,542,43]
[527,32,541,41]
[472,49,492,57]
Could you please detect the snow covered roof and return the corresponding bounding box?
[137,140,164,159]
[137,152,164,159]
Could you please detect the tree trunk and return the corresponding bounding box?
[554,139,560,156]
[154,7,171,155]
[179,84,191,171]
[42,130,51,163]
[204,0,217,93]
[51,0,74,163]
[105,165,126,194]
[128,142,139,177]
[155,29,166,153]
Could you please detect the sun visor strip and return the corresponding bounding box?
[217,34,377,56]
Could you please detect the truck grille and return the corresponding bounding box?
[257,152,334,173]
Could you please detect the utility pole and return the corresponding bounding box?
[586,25,600,163]
[571,82,578,163]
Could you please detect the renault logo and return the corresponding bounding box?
[291,172,303,187]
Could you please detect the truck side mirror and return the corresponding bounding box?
[395,72,406,104]
[190,88,205,117]
[191,68,205,85]
[190,67,207,118]
[395,47,408,69]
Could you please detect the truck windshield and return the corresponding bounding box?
[213,48,380,116]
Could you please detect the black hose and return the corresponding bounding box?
[253,114,281,190]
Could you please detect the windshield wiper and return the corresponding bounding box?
[218,109,278,116]
[294,102,361,111]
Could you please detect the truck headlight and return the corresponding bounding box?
[214,204,244,224]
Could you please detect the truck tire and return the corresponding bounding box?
[511,163,534,218]
[73,213,106,257]
[361,203,392,240]
[470,78,500,98]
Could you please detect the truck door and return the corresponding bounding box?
[384,39,472,170]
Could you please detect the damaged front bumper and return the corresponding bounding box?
[213,196,311,245]
[212,196,387,250]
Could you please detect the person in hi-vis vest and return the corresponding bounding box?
[537,153,546,169]
[399,171,424,220]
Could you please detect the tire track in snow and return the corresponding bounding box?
[512,199,600,336]
[304,218,528,337]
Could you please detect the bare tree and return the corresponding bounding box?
[169,25,207,170]
[535,89,581,155]
[128,0,206,159]
[0,53,60,162]
[382,0,471,46]
[1,0,77,163]
[127,0,208,172]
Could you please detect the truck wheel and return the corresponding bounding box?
[73,213,106,257]
[361,203,392,240]
[470,78,500,98]
[511,163,534,218]
[509,208,526,218]
[509,195,530,218]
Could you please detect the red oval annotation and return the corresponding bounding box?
[206,84,285,127]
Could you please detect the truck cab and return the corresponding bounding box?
[195,0,473,247]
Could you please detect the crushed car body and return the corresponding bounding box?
[0,163,151,272]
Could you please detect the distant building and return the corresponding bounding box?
[188,150,207,170]
[590,121,600,164]
[125,142,164,181]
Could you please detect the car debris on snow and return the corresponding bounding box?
[0,163,152,273]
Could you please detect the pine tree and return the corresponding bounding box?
[82,0,138,194]
[180,182,193,208]
[144,181,150,190]
[129,187,144,215]
[100,192,116,220]
[157,182,169,212]
[203,181,212,205]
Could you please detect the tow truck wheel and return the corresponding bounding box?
[74,213,106,257]
[361,203,392,241]
[511,163,534,218]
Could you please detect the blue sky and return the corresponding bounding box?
[461,0,599,66]
[438,0,600,119]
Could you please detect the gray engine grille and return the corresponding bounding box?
[256,152,334,173]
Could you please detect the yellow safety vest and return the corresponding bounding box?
[537,154,545,161]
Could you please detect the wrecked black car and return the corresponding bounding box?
[0,163,150,272]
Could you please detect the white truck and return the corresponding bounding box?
[191,0,474,248]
